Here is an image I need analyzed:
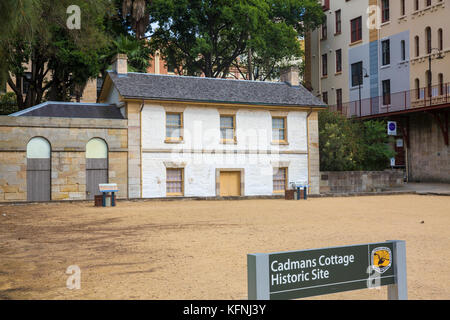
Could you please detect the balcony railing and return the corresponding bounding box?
[329,82,450,118]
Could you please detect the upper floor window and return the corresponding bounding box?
[415,0,419,11]
[415,36,420,57]
[272,117,287,143]
[336,49,342,73]
[350,17,362,43]
[425,27,432,54]
[220,115,236,143]
[322,54,328,76]
[381,0,390,23]
[351,61,363,87]
[438,28,443,51]
[401,40,406,61]
[335,10,341,34]
[382,40,390,65]
[426,0,431,7]
[321,16,327,40]
[166,112,183,141]
[400,0,406,16]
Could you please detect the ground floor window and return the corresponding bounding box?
[273,168,287,193]
[166,168,184,196]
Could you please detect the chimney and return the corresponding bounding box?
[112,53,128,75]
[280,66,299,86]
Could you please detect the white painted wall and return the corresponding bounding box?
[141,104,310,198]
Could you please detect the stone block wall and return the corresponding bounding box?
[408,112,449,183]
[0,116,128,202]
[319,170,404,194]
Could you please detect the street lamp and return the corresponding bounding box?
[356,67,369,117]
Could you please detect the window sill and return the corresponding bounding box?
[220,139,237,145]
[380,20,390,27]
[380,64,391,69]
[166,193,184,197]
[349,40,363,47]
[164,139,184,144]
[321,75,328,79]
[271,141,289,146]
[335,71,342,76]
[334,32,341,36]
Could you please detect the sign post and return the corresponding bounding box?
[248,240,407,300]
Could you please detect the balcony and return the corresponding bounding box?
[329,82,450,119]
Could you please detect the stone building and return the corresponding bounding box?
[0,54,325,202]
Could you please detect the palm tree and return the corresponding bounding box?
[122,0,150,40]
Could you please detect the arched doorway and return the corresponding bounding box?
[86,138,108,200]
[27,137,51,201]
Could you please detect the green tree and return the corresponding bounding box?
[319,110,395,171]
[148,0,324,78]
[1,0,112,109]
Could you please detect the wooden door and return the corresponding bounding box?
[219,171,241,196]
[86,158,108,199]
[27,158,51,201]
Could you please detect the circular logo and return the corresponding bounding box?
[371,247,392,274]
[389,123,396,131]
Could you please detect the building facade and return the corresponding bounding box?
[306,0,449,182]
[0,54,324,202]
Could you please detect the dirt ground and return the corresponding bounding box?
[0,195,449,300]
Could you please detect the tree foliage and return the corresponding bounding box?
[148,0,324,78]
[319,110,395,171]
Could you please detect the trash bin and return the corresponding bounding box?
[285,189,295,200]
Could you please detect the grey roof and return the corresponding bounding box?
[107,71,325,107]
[9,101,124,119]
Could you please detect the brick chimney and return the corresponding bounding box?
[112,53,128,75]
[280,66,299,86]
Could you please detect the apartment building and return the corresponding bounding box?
[305,0,449,182]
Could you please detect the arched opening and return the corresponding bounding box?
[415,36,420,57]
[85,138,108,200]
[27,137,51,201]
[438,28,443,51]
[425,27,432,54]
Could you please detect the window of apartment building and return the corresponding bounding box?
[335,49,342,73]
[415,78,421,99]
[166,168,184,196]
[438,28,443,51]
[20,72,32,95]
[400,0,406,16]
[272,117,287,143]
[166,112,183,141]
[381,0,390,23]
[401,40,406,61]
[322,54,328,76]
[321,16,327,40]
[415,0,419,11]
[322,91,328,104]
[426,27,432,54]
[438,73,444,95]
[220,115,235,143]
[382,40,390,65]
[351,61,363,87]
[335,10,341,34]
[273,168,287,193]
[415,36,420,57]
[336,89,343,108]
[426,0,431,7]
[350,17,362,43]
[382,80,391,105]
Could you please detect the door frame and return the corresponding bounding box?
[215,168,245,197]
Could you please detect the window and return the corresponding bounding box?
[351,62,363,87]
[220,115,235,142]
[415,0,419,11]
[425,27,432,54]
[166,112,183,141]
[350,17,362,43]
[426,0,431,7]
[401,40,406,61]
[22,72,32,95]
[273,168,287,193]
[336,89,343,109]
[166,168,183,196]
[415,78,421,99]
[321,16,327,39]
[438,73,444,95]
[382,40,390,65]
[382,80,391,105]
[415,36,420,57]
[382,0,390,23]
[322,91,328,104]
[335,49,342,73]
[322,54,328,76]
[335,10,341,34]
[401,0,406,16]
[438,28,443,51]
[272,117,287,143]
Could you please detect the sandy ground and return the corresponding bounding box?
[0,195,449,300]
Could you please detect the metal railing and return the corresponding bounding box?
[329,82,450,118]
